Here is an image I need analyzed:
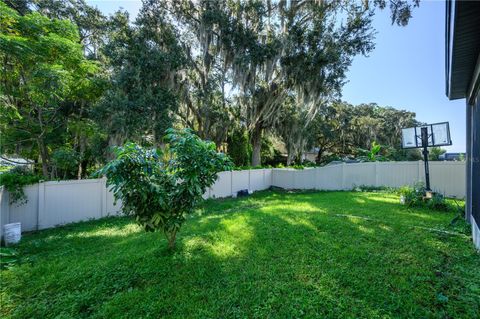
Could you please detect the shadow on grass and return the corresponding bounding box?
[2,191,479,318]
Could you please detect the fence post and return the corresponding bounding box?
[101,178,107,217]
[0,187,10,239]
[37,181,45,230]
[374,162,379,187]
[341,163,346,190]
[292,169,297,189]
[262,169,265,189]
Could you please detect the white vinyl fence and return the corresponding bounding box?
[272,161,465,198]
[0,162,465,238]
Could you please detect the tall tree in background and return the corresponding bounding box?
[167,0,235,146]
[95,5,185,148]
[429,147,446,161]
[4,0,108,59]
[276,95,316,166]
[309,102,420,163]
[203,1,375,165]
[0,2,100,177]
[31,0,107,59]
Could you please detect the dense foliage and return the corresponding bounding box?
[227,128,252,167]
[0,1,105,178]
[1,0,424,178]
[398,183,450,211]
[0,167,41,205]
[97,129,232,249]
[308,102,424,164]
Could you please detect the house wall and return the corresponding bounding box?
[468,87,480,249]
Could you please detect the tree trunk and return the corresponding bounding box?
[77,162,83,179]
[167,230,177,250]
[77,135,85,179]
[251,124,262,167]
[36,107,49,177]
[286,149,294,166]
[316,146,323,164]
[37,138,49,178]
[107,134,122,160]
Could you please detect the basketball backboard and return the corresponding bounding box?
[401,122,452,149]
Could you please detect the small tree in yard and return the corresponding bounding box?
[97,129,232,250]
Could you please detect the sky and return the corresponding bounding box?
[86,0,466,152]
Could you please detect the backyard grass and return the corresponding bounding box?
[1,190,479,318]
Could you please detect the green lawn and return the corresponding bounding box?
[1,191,479,318]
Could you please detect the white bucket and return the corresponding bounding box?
[3,222,21,246]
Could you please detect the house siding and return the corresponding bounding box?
[465,74,480,249]
[471,92,480,249]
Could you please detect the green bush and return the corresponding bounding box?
[398,183,425,207]
[398,183,450,211]
[0,247,18,269]
[0,166,41,205]
[227,128,251,167]
[426,193,450,211]
[0,165,13,173]
[97,129,233,250]
[353,185,393,192]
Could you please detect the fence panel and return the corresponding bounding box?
[343,163,377,189]
[8,184,39,232]
[293,168,316,189]
[376,162,420,188]
[39,179,104,229]
[272,169,295,189]
[106,186,122,216]
[264,169,273,188]
[231,170,250,194]
[210,171,232,198]
[1,185,39,237]
[429,162,465,198]
[250,169,266,191]
[316,165,343,190]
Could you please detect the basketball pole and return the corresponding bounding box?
[420,127,431,191]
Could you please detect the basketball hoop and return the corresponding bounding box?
[401,122,452,192]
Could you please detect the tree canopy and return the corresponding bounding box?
[0,0,425,179]
[0,1,102,177]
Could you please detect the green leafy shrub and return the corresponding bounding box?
[291,164,305,170]
[398,183,450,211]
[0,167,41,205]
[353,185,393,192]
[260,137,277,165]
[0,247,18,269]
[398,183,425,207]
[97,129,233,249]
[0,165,13,173]
[357,141,387,162]
[426,193,449,211]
